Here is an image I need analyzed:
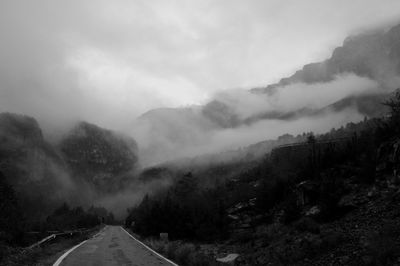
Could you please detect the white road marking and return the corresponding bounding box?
[120,226,179,266]
[53,226,107,266]
[52,240,87,266]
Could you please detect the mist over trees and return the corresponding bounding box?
[2,14,400,266]
[126,172,229,241]
[125,89,400,243]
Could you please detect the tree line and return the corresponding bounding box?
[126,90,400,241]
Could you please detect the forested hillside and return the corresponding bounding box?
[125,91,400,265]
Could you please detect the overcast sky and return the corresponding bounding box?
[1,0,400,131]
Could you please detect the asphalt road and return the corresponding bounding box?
[54,226,177,266]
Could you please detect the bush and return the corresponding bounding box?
[318,178,346,221]
[294,217,320,234]
[127,174,229,241]
[282,196,301,224]
[175,243,196,265]
[364,224,400,266]
[255,223,288,244]
[145,238,166,254]
[165,241,180,260]
[145,240,217,266]
[45,203,102,231]
[231,230,253,243]
[0,172,24,245]
[320,231,344,249]
[256,178,287,212]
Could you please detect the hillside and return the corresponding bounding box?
[60,121,139,193]
[126,96,400,265]
[0,113,140,228]
[252,24,400,93]
[134,22,400,166]
[0,113,72,221]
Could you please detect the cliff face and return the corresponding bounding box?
[59,121,138,192]
[136,23,400,164]
[0,113,140,221]
[253,25,400,94]
[0,113,64,186]
[0,113,72,221]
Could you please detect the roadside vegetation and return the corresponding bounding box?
[0,179,112,265]
[145,239,219,266]
[0,228,101,266]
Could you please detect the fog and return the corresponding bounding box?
[1,0,400,135]
[95,177,173,218]
[2,1,400,218]
[133,73,383,166]
[215,74,379,119]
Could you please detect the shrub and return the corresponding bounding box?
[282,196,301,224]
[255,223,288,245]
[127,175,229,241]
[294,217,320,234]
[231,230,253,243]
[364,224,400,266]
[146,240,217,266]
[0,172,24,245]
[165,241,180,260]
[320,231,344,249]
[174,243,196,265]
[145,238,165,254]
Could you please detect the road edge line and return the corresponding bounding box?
[52,240,87,266]
[52,225,107,266]
[120,226,179,266]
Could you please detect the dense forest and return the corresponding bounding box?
[0,173,113,246]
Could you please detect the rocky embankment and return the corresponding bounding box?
[199,140,400,265]
[199,174,400,266]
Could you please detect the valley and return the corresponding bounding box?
[2,11,400,266]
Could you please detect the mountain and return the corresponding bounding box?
[202,100,241,128]
[147,23,400,126]
[0,113,73,221]
[0,113,140,222]
[135,23,400,165]
[59,121,138,193]
[252,24,400,94]
[135,107,217,165]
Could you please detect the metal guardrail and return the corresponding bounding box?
[28,228,95,249]
[29,234,57,249]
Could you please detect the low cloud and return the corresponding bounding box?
[133,73,381,166]
[1,0,400,136]
[2,0,400,217]
[215,74,380,119]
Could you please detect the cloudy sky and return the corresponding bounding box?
[1,0,400,131]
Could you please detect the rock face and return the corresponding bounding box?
[0,113,141,220]
[0,113,43,144]
[135,107,216,165]
[202,100,240,128]
[60,121,138,192]
[133,23,400,164]
[216,253,240,264]
[0,113,64,186]
[252,25,400,94]
[0,113,71,220]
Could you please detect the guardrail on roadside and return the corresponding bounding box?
[28,228,96,249]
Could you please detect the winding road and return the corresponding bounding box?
[54,226,177,266]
